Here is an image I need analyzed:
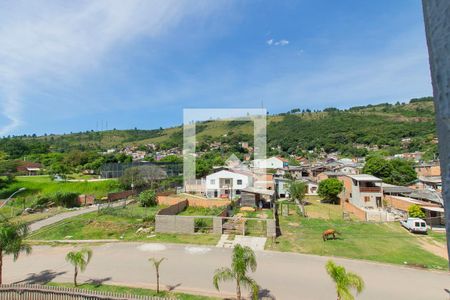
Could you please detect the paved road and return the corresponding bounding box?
[29,201,129,232]
[4,242,449,299]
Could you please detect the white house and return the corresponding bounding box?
[205,170,253,199]
[252,157,288,169]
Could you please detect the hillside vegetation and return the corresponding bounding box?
[0,97,437,159]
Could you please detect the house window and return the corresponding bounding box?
[237,179,242,185]
[364,196,370,202]
[225,179,231,184]
[210,179,215,185]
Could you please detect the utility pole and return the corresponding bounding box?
[422,0,450,268]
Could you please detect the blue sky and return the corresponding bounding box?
[0,0,432,136]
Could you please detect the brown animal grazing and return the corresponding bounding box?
[322,229,340,241]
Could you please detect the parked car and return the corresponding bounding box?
[400,218,428,234]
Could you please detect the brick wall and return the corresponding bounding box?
[157,200,188,215]
[343,201,366,221]
[157,195,230,208]
[384,195,412,212]
[107,190,134,202]
[77,194,95,206]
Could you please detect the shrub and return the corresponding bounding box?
[408,204,425,219]
[53,192,80,208]
[33,195,52,208]
[195,218,210,233]
[139,190,157,207]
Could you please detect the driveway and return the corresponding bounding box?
[4,242,449,299]
[29,200,130,232]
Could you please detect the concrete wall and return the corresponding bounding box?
[155,215,195,234]
[422,0,450,263]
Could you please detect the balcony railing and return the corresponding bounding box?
[359,187,381,193]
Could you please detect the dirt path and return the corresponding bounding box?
[417,237,448,260]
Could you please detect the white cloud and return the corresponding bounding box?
[274,39,289,46]
[267,38,289,46]
[0,0,222,135]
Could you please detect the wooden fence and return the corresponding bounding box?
[0,284,172,300]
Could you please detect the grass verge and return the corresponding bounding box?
[47,282,219,300]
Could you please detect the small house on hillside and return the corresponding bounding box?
[16,161,42,176]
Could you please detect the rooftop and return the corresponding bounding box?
[347,174,382,182]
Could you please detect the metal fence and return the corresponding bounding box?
[0,284,172,300]
[99,162,182,179]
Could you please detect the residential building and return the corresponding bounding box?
[415,162,440,177]
[341,174,383,209]
[252,156,288,169]
[205,170,253,199]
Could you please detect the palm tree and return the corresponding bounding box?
[0,220,31,284]
[65,248,93,286]
[288,181,307,216]
[213,244,259,300]
[325,260,364,300]
[149,257,165,293]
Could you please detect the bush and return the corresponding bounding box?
[53,192,80,208]
[139,190,157,207]
[33,195,52,209]
[408,204,425,219]
[195,218,210,233]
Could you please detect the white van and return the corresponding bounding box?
[400,218,427,234]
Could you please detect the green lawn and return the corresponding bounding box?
[267,209,448,270]
[178,206,226,216]
[0,176,120,199]
[47,282,218,300]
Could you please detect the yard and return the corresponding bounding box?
[0,176,121,223]
[267,198,449,270]
[28,203,220,245]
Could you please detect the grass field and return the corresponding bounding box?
[0,176,120,199]
[47,282,218,300]
[28,204,220,245]
[267,200,449,270]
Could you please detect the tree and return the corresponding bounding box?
[326,260,364,300]
[363,156,417,186]
[139,190,157,207]
[119,165,167,189]
[408,204,426,219]
[65,248,93,286]
[213,244,259,300]
[288,181,307,217]
[0,220,31,284]
[362,156,393,180]
[318,178,344,204]
[149,257,165,293]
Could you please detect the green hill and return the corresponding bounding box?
[0,97,438,160]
